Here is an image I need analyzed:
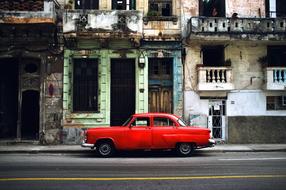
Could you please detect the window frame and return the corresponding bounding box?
[72,58,99,113]
[266,96,286,110]
[153,116,177,127]
[130,117,151,127]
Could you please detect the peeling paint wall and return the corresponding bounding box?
[63,10,143,34]
[44,72,63,144]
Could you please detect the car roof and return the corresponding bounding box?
[133,113,181,120]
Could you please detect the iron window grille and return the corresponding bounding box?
[73,58,99,112]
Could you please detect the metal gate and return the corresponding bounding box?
[208,100,226,140]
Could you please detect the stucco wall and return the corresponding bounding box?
[226,0,265,18]
[228,116,286,143]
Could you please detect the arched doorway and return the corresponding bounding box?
[21,90,39,140]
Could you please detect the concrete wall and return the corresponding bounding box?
[228,116,286,143]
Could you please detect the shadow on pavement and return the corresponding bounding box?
[72,149,215,158]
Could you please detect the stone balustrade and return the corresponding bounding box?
[265,67,286,90]
[197,66,234,91]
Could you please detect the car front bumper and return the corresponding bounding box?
[81,142,95,149]
[208,139,216,147]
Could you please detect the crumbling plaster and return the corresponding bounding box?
[184,42,267,91]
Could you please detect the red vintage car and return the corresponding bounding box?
[82,113,215,157]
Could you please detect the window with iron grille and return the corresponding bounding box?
[112,0,136,10]
[73,59,99,112]
[148,0,172,16]
[266,96,286,110]
[75,0,99,9]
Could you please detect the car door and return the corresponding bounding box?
[124,117,152,150]
[151,116,178,149]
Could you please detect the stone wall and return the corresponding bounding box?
[228,116,286,143]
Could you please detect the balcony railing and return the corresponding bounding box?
[197,66,234,91]
[0,0,57,24]
[265,67,286,90]
[63,10,143,39]
[189,17,286,35]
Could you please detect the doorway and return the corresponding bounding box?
[21,90,39,140]
[0,58,18,139]
[148,58,173,113]
[110,59,135,126]
[208,100,226,140]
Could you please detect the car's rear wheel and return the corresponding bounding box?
[96,141,115,157]
[176,143,194,157]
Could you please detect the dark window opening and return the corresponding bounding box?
[73,59,98,112]
[266,0,286,17]
[75,0,99,9]
[199,0,225,17]
[276,0,286,17]
[148,0,172,16]
[268,46,286,67]
[267,96,286,110]
[202,46,225,66]
[112,0,136,10]
[149,58,173,80]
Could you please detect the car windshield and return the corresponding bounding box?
[177,118,187,127]
[122,116,132,126]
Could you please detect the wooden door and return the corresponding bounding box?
[148,58,173,113]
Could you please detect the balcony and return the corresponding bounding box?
[143,16,181,40]
[63,10,143,40]
[188,17,286,41]
[0,0,57,24]
[265,67,286,90]
[197,66,234,91]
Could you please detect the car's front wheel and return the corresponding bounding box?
[96,141,115,157]
[176,143,194,157]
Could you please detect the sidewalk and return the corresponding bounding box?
[0,144,286,154]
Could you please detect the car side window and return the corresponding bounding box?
[153,117,175,127]
[131,117,150,127]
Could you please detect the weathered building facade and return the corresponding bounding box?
[0,0,63,144]
[1,0,285,145]
[62,0,183,144]
[182,0,286,143]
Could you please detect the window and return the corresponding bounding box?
[153,117,175,126]
[199,0,225,17]
[73,59,98,112]
[266,0,286,17]
[131,117,150,126]
[75,0,99,9]
[112,0,136,10]
[148,0,172,16]
[268,46,286,67]
[149,58,173,79]
[267,96,286,110]
[202,46,225,66]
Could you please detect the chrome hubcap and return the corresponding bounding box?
[180,143,191,154]
[99,144,111,155]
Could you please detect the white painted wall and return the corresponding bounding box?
[227,90,286,116]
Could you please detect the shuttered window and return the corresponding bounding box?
[73,59,98,112]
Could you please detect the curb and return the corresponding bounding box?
[0,148,285,154]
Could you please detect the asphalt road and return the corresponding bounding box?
[0,151,285,190]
